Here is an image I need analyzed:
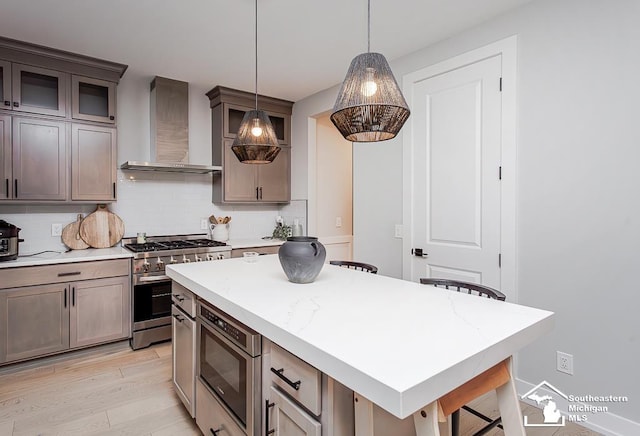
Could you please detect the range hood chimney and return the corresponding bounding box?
[120,76,221,174]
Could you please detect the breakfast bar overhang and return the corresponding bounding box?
[167,255,554,435]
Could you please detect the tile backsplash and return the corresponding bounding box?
[0,171,307,255]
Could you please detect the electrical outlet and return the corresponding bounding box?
[394,224,403,238]
[51,223,63,237]
[335,217,342,228]
[200,219,208,230]
[557,351,574,375]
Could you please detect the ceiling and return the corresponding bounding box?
[0,0,533,102]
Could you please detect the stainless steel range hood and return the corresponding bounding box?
[120,161,221,174]
[120,77,221,174]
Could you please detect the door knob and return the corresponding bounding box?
[411,248,428,257]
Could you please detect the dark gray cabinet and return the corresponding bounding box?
[0,259,131,365]
[12,117,67,201]
[0,37,126,203]
[0,284,70,363]
[207,86,293,204]
[11,63,68,117]
[72,75,116,124]
[0,114,9,199]
[71,123,117,201]
[0,60,10,109]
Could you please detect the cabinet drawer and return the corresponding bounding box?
[0,258,130,289]
[195,379,244,436]
[270,343,321,416]
[171,282,196,318]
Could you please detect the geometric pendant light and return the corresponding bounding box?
[231,0,281,164]
[330,0,410,142]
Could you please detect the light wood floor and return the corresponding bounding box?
[0,342,601,436]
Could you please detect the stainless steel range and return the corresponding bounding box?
[123,234,231,350]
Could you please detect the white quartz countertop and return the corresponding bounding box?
[0,247,132,269]
[227,238,285,249]
[166,255,554,419]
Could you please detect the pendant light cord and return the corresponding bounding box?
[367,0,370,53]
[255,0,259,110]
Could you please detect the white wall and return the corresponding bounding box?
[291,0,640,431]
[1,69,289,254]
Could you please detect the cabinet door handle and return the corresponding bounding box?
[14,179,17,198]
[172,314,184,323]
[64,288,67,308]
[259,187,263,200]
[3,100,9,107]
[113,182,116,198]
[265,400,275,435]
[109,115,115,121]
[172,294,185,302]
[72,287,75,306]
[256,187,259,200]
[270,367,301,390]
[12,102,18,107]
[210,428,221,435]
[4,179,8,198]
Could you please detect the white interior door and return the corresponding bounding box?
[408,55,502,287]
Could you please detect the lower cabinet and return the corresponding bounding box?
[263,340,354,436]
[0,259,131,365]
[0,283,70,363]
[195,378,245,436]
[268,386,321,436]
[172,304,196,418]
[69,275,130,348]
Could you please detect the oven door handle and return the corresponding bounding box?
[137,275,171,283]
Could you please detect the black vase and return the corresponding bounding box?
[278,237,326,284]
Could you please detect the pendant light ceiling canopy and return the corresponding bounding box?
[331,0,410,142]
[231,0,280,164]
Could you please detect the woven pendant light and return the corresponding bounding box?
[331,0,410,142]
[231,0,280,164]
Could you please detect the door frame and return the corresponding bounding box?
[401,35,518,302]
[307,113,354,258]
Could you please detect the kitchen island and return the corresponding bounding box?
[166,255,554,436]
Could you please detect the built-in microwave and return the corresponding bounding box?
[197,300,262,436]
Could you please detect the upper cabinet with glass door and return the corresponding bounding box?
[11,64,68,117]
[72,75,116,124]
[224,103,290,145]
[0,60,11,110]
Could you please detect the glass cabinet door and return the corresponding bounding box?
[12,64,67,117]
[223,103,290,145]
[0,60,11,109]
[72,75,116,124]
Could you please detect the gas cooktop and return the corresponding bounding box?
[124,239,227,253]
[122,234,231,257]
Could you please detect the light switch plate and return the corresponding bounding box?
[394,224,403,238]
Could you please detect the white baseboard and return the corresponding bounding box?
[516,378,640,436]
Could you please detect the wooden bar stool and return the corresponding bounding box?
[420,278,507,435]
